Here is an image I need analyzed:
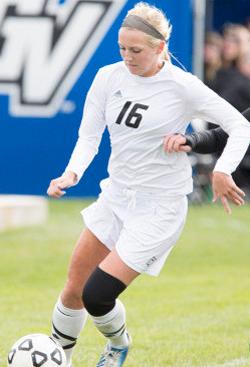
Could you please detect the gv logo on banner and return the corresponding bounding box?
[0,0,125,117]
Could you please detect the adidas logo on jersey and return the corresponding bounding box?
[114,90,123,98]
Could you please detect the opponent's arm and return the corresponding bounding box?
[185,127,228,153]
[186,107,250,153]
[164,107,250,154]
[163,128,227,154]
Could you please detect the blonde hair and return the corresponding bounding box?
[125,2,172,59]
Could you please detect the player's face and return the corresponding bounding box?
[118,28,163,77]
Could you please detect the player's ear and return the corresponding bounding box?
[156,40,165,54]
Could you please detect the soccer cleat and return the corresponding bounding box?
[96,334,131,367]
[96,345,129,367]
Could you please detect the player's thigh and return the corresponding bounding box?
[62,228,110,301]
[99,249,140,286]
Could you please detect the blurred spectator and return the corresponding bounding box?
[211,63,250,112]
[237,51,250,78]
[210,24,250,112]
[201,24,250,195]
[245,16,250,33]
[204,31,223,87]
[221,24,250,68]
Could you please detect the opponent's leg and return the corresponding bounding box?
[52,228,110,367]
[82,249,139,366]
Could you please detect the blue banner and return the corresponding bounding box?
[0,0,192,197]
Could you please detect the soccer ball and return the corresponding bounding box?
[7,333,67,367]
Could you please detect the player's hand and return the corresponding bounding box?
[212,171,245,214]
[47,171,78,198]
[163,134,192,153]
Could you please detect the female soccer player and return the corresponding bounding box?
[47,3,250,366]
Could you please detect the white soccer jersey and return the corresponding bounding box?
[65,61,250,195]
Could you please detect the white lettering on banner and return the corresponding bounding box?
[0,0,126,117]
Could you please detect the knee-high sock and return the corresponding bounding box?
[52,298,88,366]
[90,299,130,349]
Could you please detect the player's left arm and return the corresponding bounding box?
[164,107,250,155]
[188,79,250,213]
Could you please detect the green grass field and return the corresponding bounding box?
[1,200,250,367]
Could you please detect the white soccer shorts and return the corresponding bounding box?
[82,179,188,276]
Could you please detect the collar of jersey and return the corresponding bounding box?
[125,60,169,83]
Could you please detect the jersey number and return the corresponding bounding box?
[115,101,149,128]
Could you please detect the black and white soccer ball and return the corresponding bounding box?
[7,333,67,367]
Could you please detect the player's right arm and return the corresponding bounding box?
[47,69,107,198]
[47,171,78,198]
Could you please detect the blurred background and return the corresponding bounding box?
[1,4,250,365]
[0,0,249,199]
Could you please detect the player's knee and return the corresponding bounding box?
[82,282,111,316]
[82,267,126,316]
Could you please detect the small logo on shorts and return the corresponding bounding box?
[146,256,157,267]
